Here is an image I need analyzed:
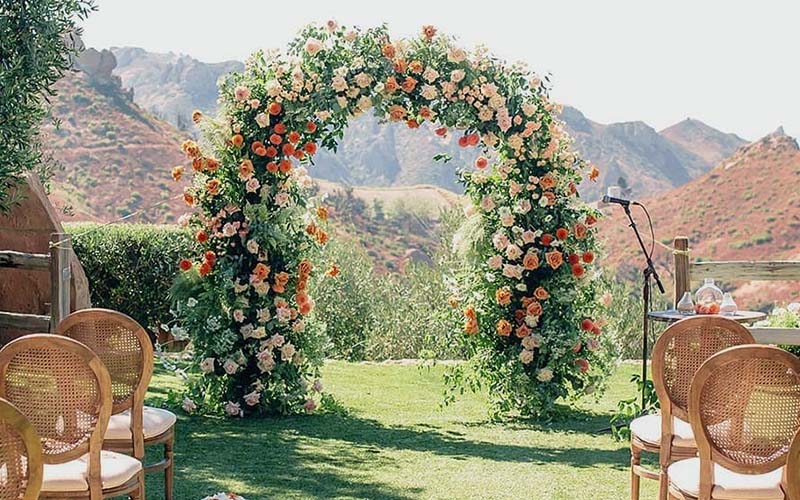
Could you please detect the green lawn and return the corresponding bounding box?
[142,362,656,500]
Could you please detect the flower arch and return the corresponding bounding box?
[173,21,609,418]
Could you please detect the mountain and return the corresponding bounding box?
[107,47,745,201]
[43,48,186,223]
[111,47,243,130]
[599,128,800,307]
[560,107,746,201]
[660,118,747,166]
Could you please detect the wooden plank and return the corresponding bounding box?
[0,311,51,331]
[673,237,690,307]
[690,261,800,282]
[0,250,49,270]
[49,233,71,331]
[749,327,800,346]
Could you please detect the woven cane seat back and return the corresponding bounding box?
[788,430,800,500]
[57,309,152,414]
[691,345,800,475]
[653,316,754,421]
[0,335,111,464]
[0,398,42,500]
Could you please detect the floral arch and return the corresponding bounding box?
[172,21,610,418]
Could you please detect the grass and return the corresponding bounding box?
[140,362,657,500]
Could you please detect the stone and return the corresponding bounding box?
[0,174,91,343]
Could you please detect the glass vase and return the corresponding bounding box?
[694,278,723,315]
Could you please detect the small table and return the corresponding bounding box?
[648,310,766,325]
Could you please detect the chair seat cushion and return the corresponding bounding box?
[42,450,142,492]
[630,413,696,448]
[668,457,785,499]
[105,406,176,441]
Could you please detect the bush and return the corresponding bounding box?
[65,222,195,332]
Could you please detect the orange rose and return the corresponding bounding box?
[542,191,556,206]
[401,77,418,93]
[279,159,292,174]
[496,319,512,337]
[540,172,557,190]
[326,265,340,278]
[574,223,588,240]
[306,222,317,235]
[287,131,300,144]
[582,251,595,264]
[299,301,313,315]
[585,214,598,226]
[304,142,318,155]
[231,135,244,148]
[316,229,328,244]
[265,146,278,158]
[181,139,201,158]
[388,105,406,122]
[408,60,423,74]
[572,264,585,277]
[268,102,282,115]
[199,261,212,276]
[298,259,312,278]
[588,165,599,182]
[419,106,433,120]
[306,121,317,133]
[316,206,329,220]
[274,123,287,135]
[295,291,309,306]
[191,110,203,123]
[171,166,184,181]
[393,59,408,73]
[525,300,543,317]
[406,120,419,129]
[183,192,194,206]
[296,279,307,292]
[421,24,437,40]
[523,252,540,270]
[533,287,550,300]
[382,44,396,59]
[463,306,478,335]
[495,287,512,306]
[205,179,221,196]
[545,250,563,270]
[205,157,219,171]
[515,324,531,338]
[385,76,400,93]
[253,263,271,281]
[266,162,278,173]
[556,228,569,240]
[239,159,254,179]
[269,134,282,145]
[282,143,295,156]
[192,157,204,172]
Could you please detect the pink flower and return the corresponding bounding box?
[255,113,269,128]
[182,397,197,413]
[312,379,323,392]
[246,177,260,193]
[224,401,242,417]
[234,86,251,101]
[244,391,261,407]
[200,357,215,374]
[487,255,503,270]
[522,230,537,244]
[223,359,239,375]
[492,232,509,251]
[304,38,323,56]
[505,244,522,261]
[232,310,245,322]
[502,264,523,280]
[280,342,296,361]
[303,398,317,412]
[275,192,290,207]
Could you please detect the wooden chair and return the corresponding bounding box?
[668,344,800,500]
[787,429,800,499]
[0,334,144,499]
[631,316,755,500]
[0,397,43,500]
[56,309,176,500]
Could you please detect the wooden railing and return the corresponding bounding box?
[0,233,70,332]
[673,236,800,345]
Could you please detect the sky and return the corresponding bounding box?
[80,0,799,141]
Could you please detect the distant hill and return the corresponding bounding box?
[599,128,800,307]
[108,47,745,201]
[111,47,243,130]
[43,49,186,223]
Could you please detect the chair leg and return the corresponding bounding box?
[630,443,641,500]
[658,463,670,500]
[165,434,174,500]
[130,472,145,500]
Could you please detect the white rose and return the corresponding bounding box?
[537,367,554,382]
[519,349,534,364]
[280,342,296,361]
[224,401,241,417]
[480,195,495,212]
[450,69,465,83]
[223,360,239,375]
[199,357,215,374]
[255,113,269,128]
[182,397,197,413]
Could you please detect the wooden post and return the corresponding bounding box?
[673,236,690,308]
[49,233,70,331]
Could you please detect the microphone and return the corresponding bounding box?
[602,186,633,206]
[601,194,632,206]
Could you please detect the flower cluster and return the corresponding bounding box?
[172,21,610,417]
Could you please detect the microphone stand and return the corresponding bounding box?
[622,201,665,412]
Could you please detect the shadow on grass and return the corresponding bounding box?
[146,409,629,499]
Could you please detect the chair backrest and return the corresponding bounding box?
[0,397,43,500]
[0,334,112,466]
[690,345,800,477]
[56,308,153,415]
[787,429,800,499]
[652,316,755,422]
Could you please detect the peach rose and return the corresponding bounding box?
[495,287,512,306]
[545,250,563,270]
[574,223,588,240]
[540,173,557,190]
[523,252,540,271]
[525,300,543,317]
[533,287,550,300]
[496,319,512,337]
[388,105,406,121]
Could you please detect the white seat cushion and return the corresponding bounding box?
[630,413,696,448]
[668,457,785,499]
[42,450,142,492]
[105,406,176,441]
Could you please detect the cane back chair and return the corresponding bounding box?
[0,397,43,500]
[787,429,800,499]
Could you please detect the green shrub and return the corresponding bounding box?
[65,222,195,331]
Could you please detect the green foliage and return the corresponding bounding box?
[64,222,196,332]
[762,303,800,356]
[0,0,95,212]
[309,209,464,361]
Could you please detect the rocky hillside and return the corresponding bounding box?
[43,49,186,223]
[599,128,800,307]
[111,47,243,130]
[108,47,745,201]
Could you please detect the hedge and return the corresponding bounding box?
[64,222,196,332]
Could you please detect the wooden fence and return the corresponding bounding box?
[0,233,70,332]
[673,236,800,345]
